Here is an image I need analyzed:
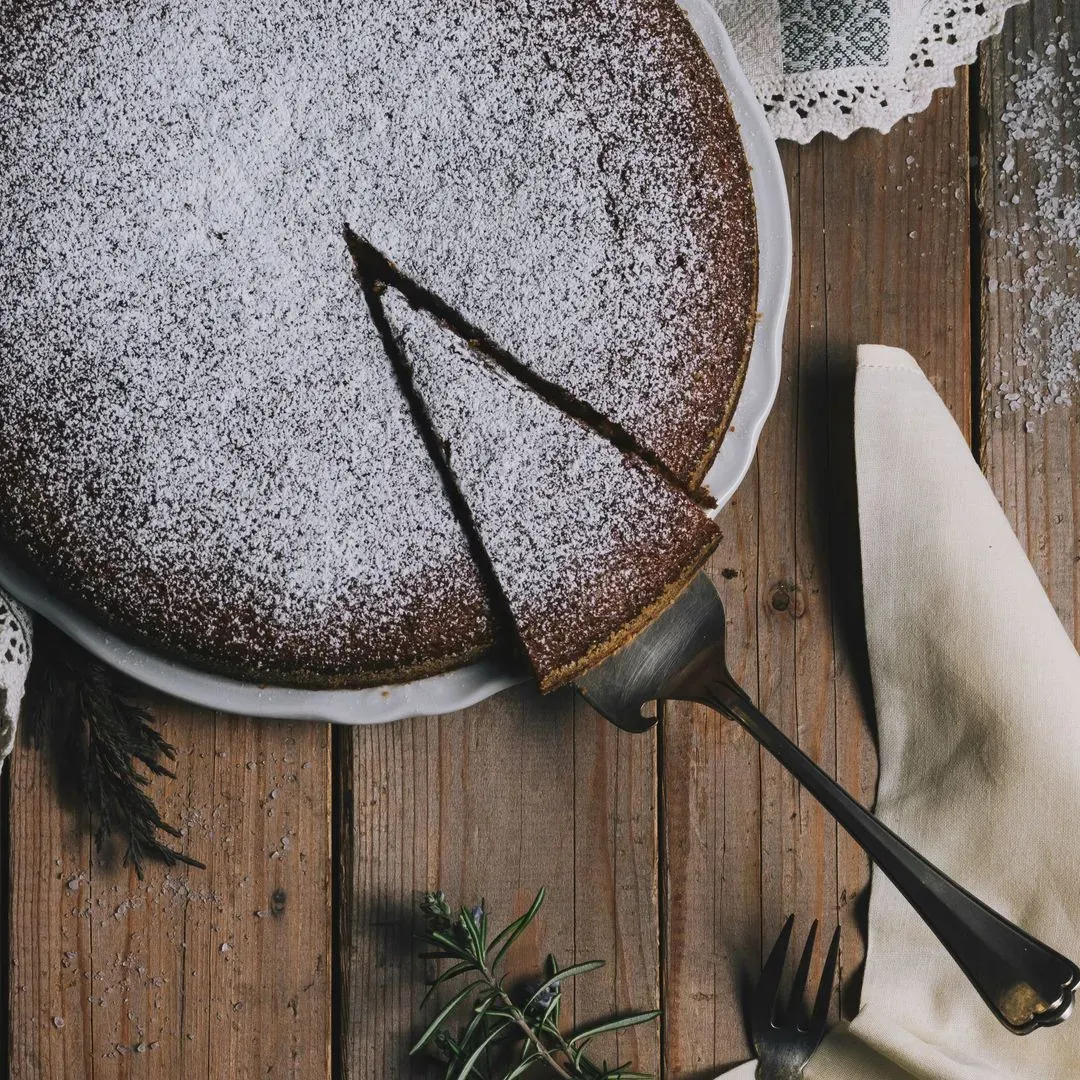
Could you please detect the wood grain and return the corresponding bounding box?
[660,81,973,1073]
[979,0,1080,644]
[13,13,1080,1078]
[8,712,93,1079]
[337,688,660,1077]
[820,75,974,1019]
[7,690,331,1080]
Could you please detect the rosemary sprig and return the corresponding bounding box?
[23,619,204,877]
[414,889,659,1080]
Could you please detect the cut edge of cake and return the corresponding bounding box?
[535,527,719,692]
[365,273,723,692]
[344,227,721,509]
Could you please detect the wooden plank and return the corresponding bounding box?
[8,723,93,1079]
[978,0,1080,643]
[79,702,217,1078]
[756,130,836,982]
[659,517,762,1076]
[573,704,660,1074]
[820,76,973,1022]
[190,709,331,1080]
[660,80,972,1071]
[8,690,332,1080]
[337,687,660,1077]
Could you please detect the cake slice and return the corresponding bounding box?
[373,285,721,692]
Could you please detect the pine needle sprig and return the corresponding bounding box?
[23,620,204,878]
[414,889,659,1079]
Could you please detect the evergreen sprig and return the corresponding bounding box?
[23,619,204,877]
[414,889,659,1080]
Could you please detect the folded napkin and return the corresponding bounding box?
[722,344,1080,1079]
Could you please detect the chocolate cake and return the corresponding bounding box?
[377,288,721,691]
[0,0,757,688]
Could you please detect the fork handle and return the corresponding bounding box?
[693,679,1078,1035]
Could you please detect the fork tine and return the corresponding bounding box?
[809,924,842,1039]
[753,914,795,1038]
[786,919,818,1025]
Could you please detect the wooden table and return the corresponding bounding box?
[6,3,1077,1076]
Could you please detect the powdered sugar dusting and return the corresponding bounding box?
[349,0,755,482]
[0,0,495,682]
[384,290,719,685]
[0,0,750,681]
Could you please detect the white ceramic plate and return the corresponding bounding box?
[685,0,792,509]
[0,3,790,725]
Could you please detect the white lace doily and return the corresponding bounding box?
[0,587,32,771]
[712,0,1026,142]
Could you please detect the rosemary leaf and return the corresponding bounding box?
[23,619,204,877]
[567,1011,663,1046]
[411,981,486,1054]
[414,889,659,1080]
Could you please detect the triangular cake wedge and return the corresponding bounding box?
[376,286,721,692]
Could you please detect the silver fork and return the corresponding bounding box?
[575,573,1079,1034]
[752,916,841,1080]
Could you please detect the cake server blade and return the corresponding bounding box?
[573,572,1079,1035]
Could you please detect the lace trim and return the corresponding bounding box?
[726,1,1026,143]
[0,589,32,768]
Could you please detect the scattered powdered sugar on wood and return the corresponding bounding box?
[986,28,1080,416]
[383,290,718,684]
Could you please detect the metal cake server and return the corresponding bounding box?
[575,573,1079,1035]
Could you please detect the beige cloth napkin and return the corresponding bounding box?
[721,344,1080,1079]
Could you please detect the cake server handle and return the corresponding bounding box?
[658,661,1079,1036]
